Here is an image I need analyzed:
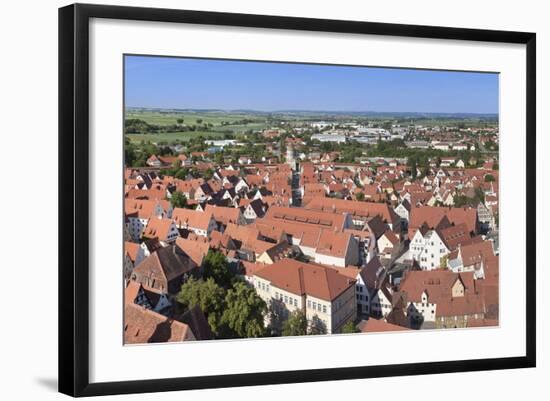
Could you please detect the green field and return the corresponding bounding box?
[125,110,267,126]
[125,109,271,144]
[126,131,242,144]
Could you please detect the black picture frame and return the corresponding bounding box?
[59,3,536,397]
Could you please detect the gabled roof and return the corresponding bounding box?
[177,305,213,341]
[125,241,141,263]
[360,256,386,289]
[175,237,209,266]
[205,205,242,226]
[246,198,266,218]
[380,229,400,246]
[437,223,472,251]
[398,270,478,309]
[143,218,176,242]
[172,208,213,230]
[366,215,389,239]
[254,258,355,301]
[460,240,495,268]
[304,197,395,223]
[224,223,260,247]
[409,206,478,235]
[133,245,197,285]
[125,199,167,219]
[124,304,195,344]
[209,230,236,250]
[265,206,347,231]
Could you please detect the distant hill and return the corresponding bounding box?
[125,107,498,120]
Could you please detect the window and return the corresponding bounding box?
[284,295,288,304]
[313,302,317,310]
[323,305,327,314]
[294,298,297,307]
[307,300,311,308]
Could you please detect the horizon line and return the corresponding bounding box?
[125,106,499,116]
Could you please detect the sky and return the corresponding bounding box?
[124,55,499,114]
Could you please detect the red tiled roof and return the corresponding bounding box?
[409,206,478,237]
[254,258,355,301]
[357,319,409,333]
[124,303,195,344]
[172,208,213,230]
[304,197,394,223]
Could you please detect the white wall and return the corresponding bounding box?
[0,1,546,401]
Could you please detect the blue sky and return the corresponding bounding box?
[124,55,499,114]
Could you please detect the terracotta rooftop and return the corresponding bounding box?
[175,237,209,266]
[254,258,356,301]
[357,318,409,333]
[304,197,394,223]
[265,205,347,230]
[124,303,195,344]
[409,206,478,237]
[143,218,176,242]
[172,208,213,230]
[124,241,141,263]
[205,205,243,226]
[315,230,352,258]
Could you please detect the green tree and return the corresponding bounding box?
[196,118,203,124]
[484,174,495,182]
[175,168,189,180]
[355,192,365,202]
[176,277,226,335]
[282,310,308,336]
[308,315,327,335]
[170,191,187,209]
[203,250,233,288]
[221,281,267,338]
[341,320,359,334]
[133,154,147,167]
[124,142,137,166]
[176,118,184,124]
